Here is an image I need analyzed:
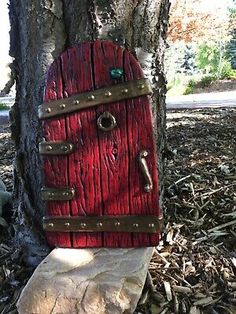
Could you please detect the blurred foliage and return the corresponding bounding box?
[196,42,233,79]
[226,6,236,68]
[183,75,216,95]
[183,70,236,94]
[0,103,9,110]
[168,0,232,43]
[166,0,236,96]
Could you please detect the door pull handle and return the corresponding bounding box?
[138,150,153,193]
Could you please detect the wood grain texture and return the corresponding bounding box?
[41,40,160,248]
[93,40,132,247]
[43,58,71,247]
[60,43,102,247]
[124,50,160,247]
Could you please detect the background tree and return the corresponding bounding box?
[166,0,235,95]
[9,0,170,265]
[168,0,231,43]
[227,2,236,69]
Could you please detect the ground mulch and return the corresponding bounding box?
[136,108,236,314]
[0,108,236,314]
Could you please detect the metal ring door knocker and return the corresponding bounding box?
[97,111,117,131]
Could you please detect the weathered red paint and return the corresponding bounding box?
[41,40,160,248]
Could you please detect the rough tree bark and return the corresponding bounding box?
[9,0,169,264]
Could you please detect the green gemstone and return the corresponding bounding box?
[109,68,124,79]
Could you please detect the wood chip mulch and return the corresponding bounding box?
[0,122,33,314]
[136,108,236,314]
[0,108,236,314]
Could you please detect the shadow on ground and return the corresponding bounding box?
[136,108,236,314]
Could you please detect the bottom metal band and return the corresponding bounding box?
[43,215,163,233]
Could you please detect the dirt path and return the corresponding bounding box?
[167,90,236,109]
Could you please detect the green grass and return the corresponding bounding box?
[0,103,9,110]
[167,75,191,97]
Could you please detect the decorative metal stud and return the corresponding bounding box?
[46,145,53,151]
[97,222,103,227]
[63,192,69,196]
[61,145,69,152]
[149,223,155,228]
[65,222,70,227]
[81,223,86,228]
[45,108,51,113]
[48,192,55,197]
[105,91,112,97]
[48,223,54,228]
[121,88,128,94]
[73,100,80,105]
[115,222,121,227]
[88,95,95,101]
[133,223,139,228]
[60,104,66,109]
[138,84,145,90]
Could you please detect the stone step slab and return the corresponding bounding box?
[17,247,154,314]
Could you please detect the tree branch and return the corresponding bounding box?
[0,63,16,96]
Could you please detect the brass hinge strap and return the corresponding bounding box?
[41,187,75,201]
[38,78,152,120]
[39,141,74,155]
[43,215,163,233]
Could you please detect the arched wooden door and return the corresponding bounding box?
[39,40,162,248]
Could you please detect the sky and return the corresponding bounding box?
[0,0,11,90]
[196,0,232,13]
[0,0,234,90]
[171,0,233,10]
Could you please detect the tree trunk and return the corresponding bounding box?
[9,0,170,265]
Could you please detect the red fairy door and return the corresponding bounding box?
[39,40,162,248]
